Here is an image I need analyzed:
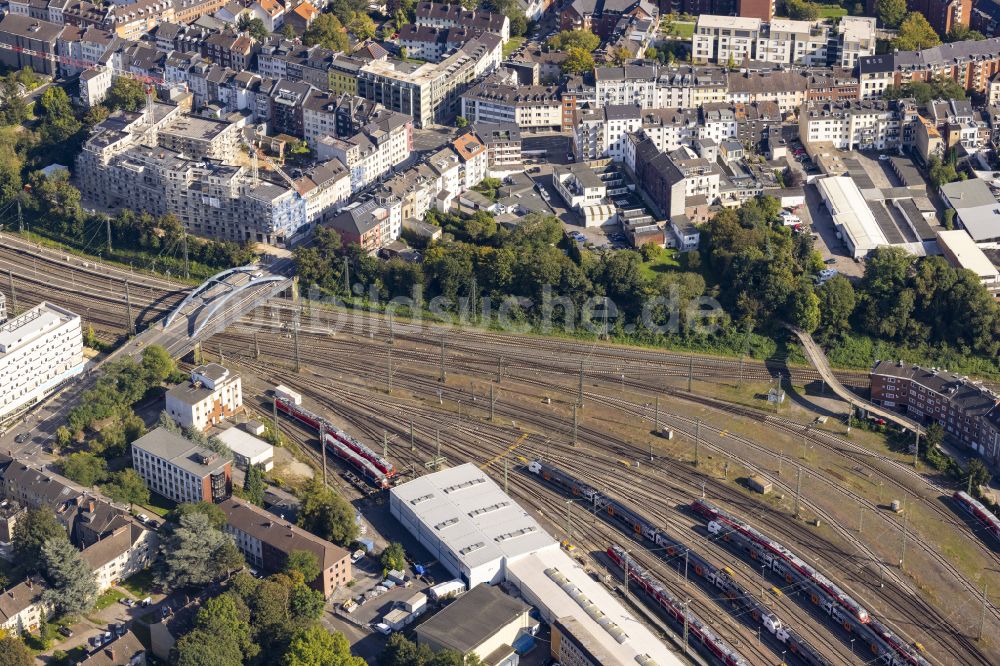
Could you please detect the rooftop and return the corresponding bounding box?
[0,302,79,355]
[216,427,273,461]
[389,463,557,573]
[815,176,889,253]
[416,584,530,654]
[937,229,1000,279]
[131,428,230,478]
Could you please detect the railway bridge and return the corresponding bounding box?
[105,260,294,364]
[790,327,924,435]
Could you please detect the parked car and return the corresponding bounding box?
[103,631,113,643]
[878,154,890,161]
[351,549,365,564]
[115,623,126,637]
[14,432,28,444]
[824,258,837,264]
[372,623,392,635]
[136,514,149,524]
[58,626,73,638]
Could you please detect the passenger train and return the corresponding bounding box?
[952,490,1000,542]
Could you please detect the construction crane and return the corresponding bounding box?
[244,127,307,196]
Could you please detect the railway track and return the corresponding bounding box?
[215,335,992,665]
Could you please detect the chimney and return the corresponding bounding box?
[88,499,96,513]
[27,580,32,589]
[105,648,115,660]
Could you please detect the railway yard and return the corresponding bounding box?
[3,233,1000,666]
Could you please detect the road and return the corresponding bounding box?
[790,326,924,434]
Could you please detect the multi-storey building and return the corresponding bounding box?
[413,2,509,42]
[357,34,502,128]
[77,103,312,244]
[594,65,657,109]
[219,498,352,597]
[165,364,243,432]
[324,198,401,253]
[398,25,484,62]
[0,579,48,635]
[0,302,83,425]
[55,24,118,77]
[559,0,657,40]
[460,78,562,130]
[798,99,902,150]
[638,108,700,153]
[655,66,728,109]
[131,427,233,504]
[0,14,62,75]
[693,15,874,68]
[312,103,413,193]
[902,0,970,35]
[870,360,1000,463]
[82,523,157,592]
[174,0,228,24]
[726,68,809,113]
[473,122,522,174]
[859,38,1000,99]
[573,104,642,162]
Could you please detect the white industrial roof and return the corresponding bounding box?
[0,302,79,355]
[506,548,684,666]
[216,427,273,461]
[696,14,760,31]
[937,230,1000,279]
[816,176,888,253]
[390,464,557,572]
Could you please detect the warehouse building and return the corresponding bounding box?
[389,463,557,587]
[0,302,83,425]
[390,465,685,666]
[815,176,888,258]
[936,229,1000,298]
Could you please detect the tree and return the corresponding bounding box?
[0,636,33,666]
[105,77,146,112]
[609,46,632,66]
[37,86,81,146]
[546,29,600,52]
[41,536,98,615]
[455,116,469,128]
[192,593,259,662]
[238,14,271,42]
[288,583,325,622]
[172,629,244,666]
[966,458,992,492]
[244,464,266,507]
[381,542,406,572]
[561,47,595,74]
[161,512,243,588]
[13,508,66,571]
[788,281,821,333]
[58,452,108,487]
[284,550,321,585]
[0,77,32,126]
[943,207,956,230]
[380,634,474,666]
[510,12,527,37]
[348,11,376,40]
[893,13,941,51]
[875,0,906,28]
[102,469,151,505]
[141,344,176,384]
[54,426,73,451]
[284,625,365,666]
[783,0,820,20]
[946,25,985,42]
[303,14,350,51]
[816,275,855,338]
[297,479,358,546]
[928,155,960,187]
[924,423,944,449]
[281,23,298,39]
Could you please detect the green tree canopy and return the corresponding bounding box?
[380,542,406,572]
[243,463,266,507]
[783,0,820,20]
[875,0,906,28]
[284,625,365,666]
[102,469,151,505]
[161,512,243,589]
[561,47,595,75]
[172,501,228,529]
[284,550,321,585]
[13,508,66,572]
[0,636,33,666]
[303,14,350,51]
[105,77,146,112]
[893,12,941,51]
[297,478,358,546]
[547,29,600,52]
[238,14,271,41]
[41,535,98,615]
[58,452,108,487]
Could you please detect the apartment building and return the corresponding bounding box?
[357,34,502,128]
[726,68,809,113]
[473,122,522,174]
[313,105,413,193]
[77,104,311,244]
[131,427,232,504]
[638,108,700,154]
[655,65,728,109]
[594,65,658,109]
[325,198,402,253]
[573,105,642,162]
[859,38,1000,99]
[460,78,562,130]
[55,24,118,77]
[0,14,62,75]
[559,0,657,40]
[903,0,970,35]
[295,159,352,225]
[693,15,874,68]
[0,302,83,425]
[219,498,352,598]
[175,0,229,24]
[414,2,510,42]
[82,523,157,592]
[398,25,485,62]
[157,113,244,162]
[165,364,242,432]
[798,99,901,151]
[870,360,1000,463]
[0,579,48,635]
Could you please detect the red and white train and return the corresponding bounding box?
[606,545,750,666]
[692,499,931,666]
[953,491,1000,542]
[273,386,393,489]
